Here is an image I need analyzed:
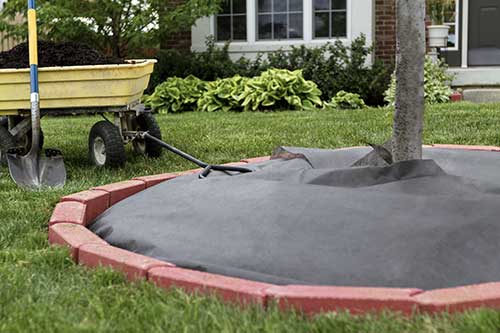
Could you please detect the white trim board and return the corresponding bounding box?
[461,0,469,68]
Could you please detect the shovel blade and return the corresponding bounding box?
[7,152,66,189]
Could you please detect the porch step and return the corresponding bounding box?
[462,89,500,103]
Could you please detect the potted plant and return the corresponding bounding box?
[427,0,453,48]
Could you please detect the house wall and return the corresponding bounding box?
[374,0,396,65]
[0,1,22,52]
[192,0,374,62]
[162,0,192,51]
[0,31,17,52]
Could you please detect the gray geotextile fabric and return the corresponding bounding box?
[90,147,500,289]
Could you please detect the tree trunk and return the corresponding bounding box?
[392,0,426,162]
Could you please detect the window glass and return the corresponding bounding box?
[443,0,458,48]
[257,0,303,40]
[216,0,247,41]
[313,0,347,39]
[258,0,272,12]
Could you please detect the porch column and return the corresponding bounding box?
[461,0,468,68]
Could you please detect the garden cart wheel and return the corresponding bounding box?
[17,129,44,156]
[0,123,15,165]
[132,113,163,158]
[89,121,126,168]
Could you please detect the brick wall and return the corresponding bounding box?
[161,0,191,51]
[374,0,396,66]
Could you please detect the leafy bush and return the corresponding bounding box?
[264,36,390,106]
[384,57,453,106]
[149,35,391,105]
[326,91,366,110]
[237,69,323,111]
[198,76,249,112]
[148,37,257,91]
[144,75,207,113]
[147,69,323,113]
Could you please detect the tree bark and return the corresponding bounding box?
[392,0,426,162]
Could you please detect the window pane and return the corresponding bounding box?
[443,0,456,22]
[258,0,272,12]
[332,0,346,10]
[274,0,287,12]
[258,14,273,39]
[220,0,231,14]
[290,0,303,11]
[314,0,329,10]
[331,12,347,37]
[217,16,231,41]
[315,13,330,38]
[233,0,246,14]
[447,24,456,47]
[233,15,247,40]
[289,13,303,38]
[274,14,288,39]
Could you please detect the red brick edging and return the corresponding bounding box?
[48,147,500,316]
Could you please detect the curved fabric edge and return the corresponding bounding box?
[47,148,500,316]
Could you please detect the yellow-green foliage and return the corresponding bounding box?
[145,75,207,113]
[147,69,323,113]
[326,90,366,110]
[384,57,453,106]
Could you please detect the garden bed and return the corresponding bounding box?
[0,41,124,69]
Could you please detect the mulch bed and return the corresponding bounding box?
[0,41,125,69]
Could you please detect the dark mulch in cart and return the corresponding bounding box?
[0,41,125,69]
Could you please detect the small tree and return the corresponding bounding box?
[392,0,426,162]
[0,0,221,58]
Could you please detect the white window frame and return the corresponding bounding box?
[255,0,305,41]
[207,0,353,52]
[215,0,248,42]
[442,0,460,51]
[312,0,349,39]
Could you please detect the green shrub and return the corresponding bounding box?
[384,56,454,106]
[327,91,366,110]
[264,36,390,106]
[148,37,257,92]
[144,75,207,113]
[149,35,390,105]
[197,76,249,112]
[147,69,323,113]
[237,69,323,111]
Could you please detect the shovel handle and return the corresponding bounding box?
[27,0,40,154]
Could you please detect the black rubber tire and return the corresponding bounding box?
[0,116,7,128]
[0,123,15,165]
[133,113,163,158]
[88,121,126,168]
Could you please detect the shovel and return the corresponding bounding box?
[7,0,66,189]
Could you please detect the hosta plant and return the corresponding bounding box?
[384,56,454,106]
[327,90,366,110]
[145,75,207,113]
[197,76,249,112]
[148,69,324,113]
[237,69,323,111]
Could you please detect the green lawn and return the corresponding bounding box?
[2,102,500,332]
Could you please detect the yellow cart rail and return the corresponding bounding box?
[0,59,162,168]
[0,59,156,115]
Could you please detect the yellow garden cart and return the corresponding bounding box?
[0,59,161,168]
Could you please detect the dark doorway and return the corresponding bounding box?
[469,0,500,65]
